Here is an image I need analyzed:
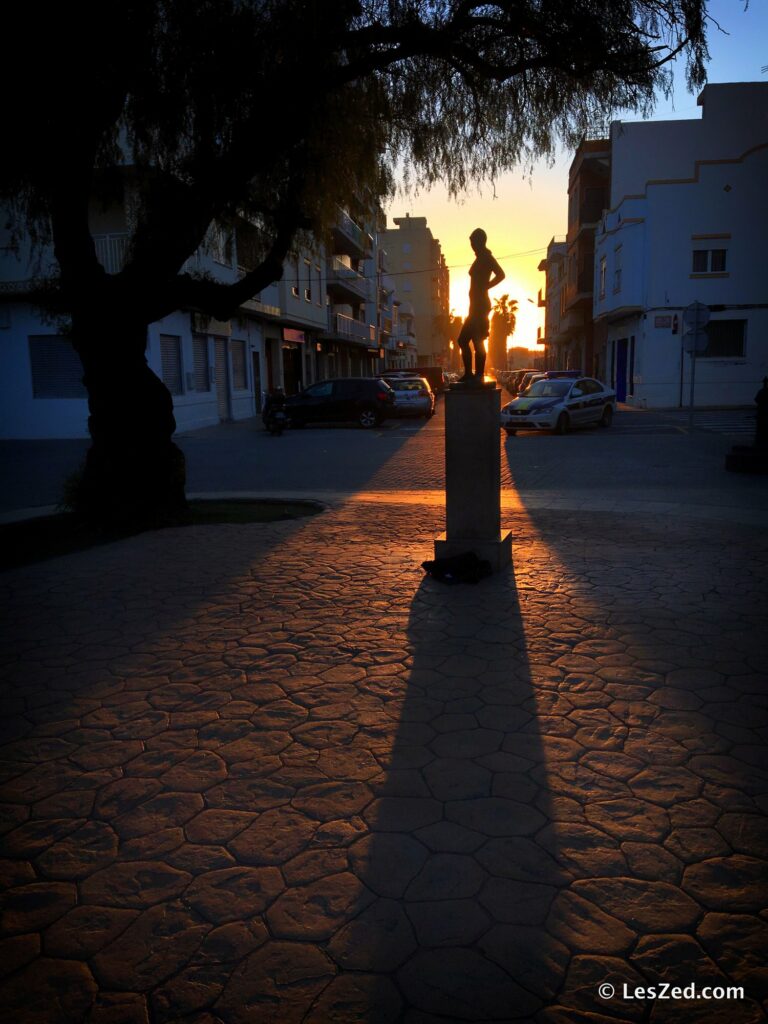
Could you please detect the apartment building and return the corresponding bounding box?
[537,238,568,369]
[594,82,768,407]
[379,214,450,366]
[554,138,612,376]
[0,202,393,438]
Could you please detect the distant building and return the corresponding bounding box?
[593,82,768,407]
[537,238,568,370]
[379,214,450,366]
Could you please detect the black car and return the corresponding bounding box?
[285,377,396,428]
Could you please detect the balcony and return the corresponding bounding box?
[332,210,373,259]
[94,233,129,274]
[537,288,545,307]
[558,308,585,337]
[326,257,369,303]
[323,311,376,345]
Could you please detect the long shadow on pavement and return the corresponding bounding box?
[500,439,768,1024]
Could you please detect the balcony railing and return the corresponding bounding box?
[325,311,376,344]
[332,210,373,258]
[94,233,129,274]
[326,257,369,301]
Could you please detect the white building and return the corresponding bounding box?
[593,82,768,408]
[0,201,397,439]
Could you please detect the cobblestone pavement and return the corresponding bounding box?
[1,494,767,1023]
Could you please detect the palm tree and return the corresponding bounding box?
[489,295,519,370]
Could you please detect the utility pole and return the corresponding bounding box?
[682,301,710,432]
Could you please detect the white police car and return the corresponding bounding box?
[501,376,616,435]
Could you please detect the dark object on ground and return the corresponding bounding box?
[725,377,768,474]
[422,550,493,584]
[262,389,288,435]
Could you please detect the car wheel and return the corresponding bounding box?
[600,405,613,427]
[555,413,569,435]
[359,407,379,428]
[504,428,517,436]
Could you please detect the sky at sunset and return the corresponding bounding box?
[382,0,767,352]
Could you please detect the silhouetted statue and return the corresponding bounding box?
[756,376,768,449]
[456,228,505,384]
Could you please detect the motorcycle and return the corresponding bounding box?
[262,389,288,436]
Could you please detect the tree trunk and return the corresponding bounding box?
[72,314,188,531]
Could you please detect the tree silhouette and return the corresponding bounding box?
[2,0,710,526]
[489,294,519,370]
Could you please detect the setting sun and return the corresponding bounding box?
[450,269,543,351]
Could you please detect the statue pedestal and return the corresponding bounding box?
[434,383,512,572]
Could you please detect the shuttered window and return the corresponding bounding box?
[160,334,183,395]
[702,319,746,359]
[192,334,210,392]
[231,339,247,390]
[29,336,87,399]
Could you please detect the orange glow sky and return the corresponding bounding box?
[384,155,571,351]
[382,1,767,354]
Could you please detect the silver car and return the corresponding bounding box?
[387,376,435,418]
[501,376,616,435]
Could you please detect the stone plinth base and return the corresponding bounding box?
[436,384,510,573]
[434,530,512,573]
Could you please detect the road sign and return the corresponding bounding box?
[683,301,710,331]
[682,331,709,354]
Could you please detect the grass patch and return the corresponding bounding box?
[1,499,324,571]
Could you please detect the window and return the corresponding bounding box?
[701,319,746,358]
[402,243,412,254]
[192,334,210,392]
[306,381,333,398]
[231,340,247,389]
[599,256,606,300]
[304,259,312,301]
[29,335,87,399]
[160,335,183,395]
[613,246,622,293]
[692,249,727,274]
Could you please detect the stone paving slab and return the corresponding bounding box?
[0,500,766,1023]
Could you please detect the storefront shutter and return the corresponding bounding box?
[28,336,87,398]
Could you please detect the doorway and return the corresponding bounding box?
[282,345,303,395]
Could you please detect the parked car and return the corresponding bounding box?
[543,369,582,379]
[509,368,538,393]
[285,377,395,428]
[501,376,616,435]
[415,366,446,395]
[516,370,545,394]
[387,376,435,418]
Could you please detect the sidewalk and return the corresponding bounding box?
[0,494,767,1023]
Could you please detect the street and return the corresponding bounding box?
[1,399,765,521]
[1,391,767,1022]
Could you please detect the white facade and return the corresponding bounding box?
[594,83,768,408]
[0,200,407,437]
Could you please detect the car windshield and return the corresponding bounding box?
[525,380,572,398]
